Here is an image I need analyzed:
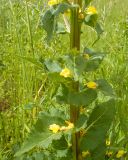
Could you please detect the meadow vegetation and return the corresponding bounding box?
[0,0,128,159]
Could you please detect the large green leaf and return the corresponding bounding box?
[95,23,104,36]
[85,14,98,27]
[80,99,115,160]
[96,79,115,96]
[85,55,104,72]
[15,112,65,157]
[76,114,88,131]
[83,48,104,71]
[56,149,71,159]
[53,3,71,16]
[52,135,68,150]
[44,59,62,72]
[84,15,103,37]
[75,55,87,76]
[56,84,97,106]
[41,3,72,41]
[41,9,55,42]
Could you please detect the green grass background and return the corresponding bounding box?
[0,0,128,159]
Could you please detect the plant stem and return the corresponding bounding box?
[70,0,82,160]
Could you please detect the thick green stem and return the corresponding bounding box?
[70,0,82,160]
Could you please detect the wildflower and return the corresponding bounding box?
[106,139,111,146]
[65,121,74,129]
[82,150,90,158]
[49,124,60,133]
[60,67,72,78]
[86,81,97,89]
[80,107,86,114]
[60,126,67,131]
[106,151,113,157]
[78,12,85,20]
[116,150,126,158]
[83,53,90,60]
[86,6,98,15]
[48,0,60,6]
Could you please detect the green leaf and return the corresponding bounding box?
[53,3,71,16]
[56,22,67,34]
[52,135,68,150]
[85,14,98,27]
[15,112,65,157]
[84,15,103,37]
[80,99,115,160]
[47,72,69,85]
[56,84,97,106]
[84,47,96,56]
[76,115,88,131]
[44,59,62,72]
[15,132,62,157]
[32,152,45,160]
[84,0,94,6]
[95,23,104,36]
[96,79,115,96]
[85,55,104,72]
[83,48,105,72]
[41,9,55,42]
[56,149,70,159]
[75,55,87,76]
[17,56,43,69]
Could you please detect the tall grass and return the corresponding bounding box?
[0,0,128,159]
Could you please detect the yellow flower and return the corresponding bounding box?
[82,150,90,158]
[78,12,85,20]
[116,150,126,158]
[106,139,111,146]
[60,126,67,131]
[83,53,90,60]
[86,6,98,15]
[106,151,113,157]
[80,107,86,114]
[48,0,60,6]
[65,121,74,129]
[67,123,74,129]
[49,124,60,133]
[60,67,72,78]
[86,81,97,89]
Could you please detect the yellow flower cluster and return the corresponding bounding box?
[60,67,72,78]
[49,121,74,133]
[105,150,126,158]
[86,6,98,15]
[48,0,60,6]
[82,150,90,158]
[78,9,85,20]
[106,151,113,157]
[86,81,97,89]
[49,124,60,133]
[116,150,126,158]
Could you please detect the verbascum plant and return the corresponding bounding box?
[15,0,117,159]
